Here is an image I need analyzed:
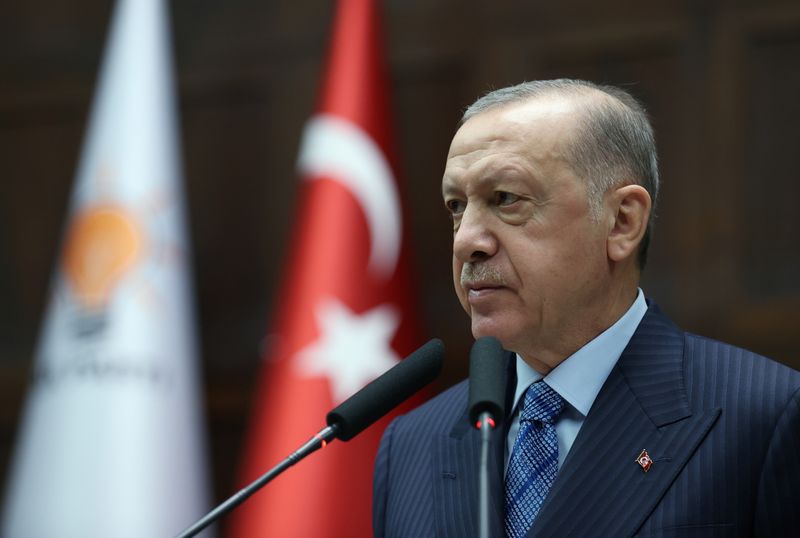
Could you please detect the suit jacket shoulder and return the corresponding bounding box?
[533,303,800,537]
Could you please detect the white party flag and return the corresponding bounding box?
[2,0,212,536]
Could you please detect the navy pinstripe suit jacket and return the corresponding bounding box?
[373,303,800,537]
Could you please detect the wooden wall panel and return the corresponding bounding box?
[723,15,800,366]
[743,34,800,299]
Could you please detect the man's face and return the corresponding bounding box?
[442,98,613,367]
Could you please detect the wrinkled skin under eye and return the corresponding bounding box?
[444,191,526,232]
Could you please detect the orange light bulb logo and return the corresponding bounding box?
[62,206,142,310]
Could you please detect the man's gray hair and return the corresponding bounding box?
[461,79,659,268]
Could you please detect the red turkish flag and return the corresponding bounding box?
[228,0,424,536]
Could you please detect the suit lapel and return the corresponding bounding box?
[432,352,516,538]
[530,305,721,537]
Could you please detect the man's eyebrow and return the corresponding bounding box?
[441,179,461,196]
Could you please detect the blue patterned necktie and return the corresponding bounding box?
[504,380,565,538]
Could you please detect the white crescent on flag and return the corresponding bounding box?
[297,114,402,280]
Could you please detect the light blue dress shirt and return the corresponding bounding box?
[504,289,648,472]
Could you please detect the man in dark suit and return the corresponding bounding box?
[372,80,800,537]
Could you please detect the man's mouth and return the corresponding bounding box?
[464,282,505,298]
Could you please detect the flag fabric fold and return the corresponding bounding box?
[229,0,424,536]
[1,0,212,536]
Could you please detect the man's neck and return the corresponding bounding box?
[519,285,640,374]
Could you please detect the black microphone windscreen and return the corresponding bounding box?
[326,338,444,441]
[468,336,506,427]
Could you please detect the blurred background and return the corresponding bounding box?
[1,0,799,512]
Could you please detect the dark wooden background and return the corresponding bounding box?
[1,0,799,506]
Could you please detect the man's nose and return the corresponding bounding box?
[453,205,497,263]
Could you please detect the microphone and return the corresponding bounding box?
[467,336,506,538]
[468,336,506,429]
[175,338,445,538]
[327,337,445,440]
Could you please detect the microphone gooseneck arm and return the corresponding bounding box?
[175,424,339,538]
[477,411,496,538]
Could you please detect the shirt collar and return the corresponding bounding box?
[511,289,648,417]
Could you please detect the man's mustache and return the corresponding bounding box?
[460,263,507,287]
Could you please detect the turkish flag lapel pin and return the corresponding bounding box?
[635,449,653,473]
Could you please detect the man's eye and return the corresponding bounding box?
[445,199,466,215]
[495,191,520,206]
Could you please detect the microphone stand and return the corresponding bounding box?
[476,411,496,538]
[175,424,339,538]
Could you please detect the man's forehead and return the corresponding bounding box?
[442,97,581,187]
[449,97,581,155]
[471,94,581,127]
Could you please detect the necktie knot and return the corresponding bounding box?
[520,381,564,425]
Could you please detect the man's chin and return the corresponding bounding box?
[470,319,511,348]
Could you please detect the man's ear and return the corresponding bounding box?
[606,185,651,262]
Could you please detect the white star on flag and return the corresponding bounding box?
[294,298,401,405]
